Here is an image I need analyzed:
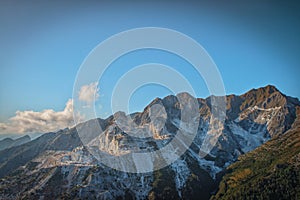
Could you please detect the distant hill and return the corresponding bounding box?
[0,135,31,151]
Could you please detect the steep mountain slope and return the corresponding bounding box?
[212,106,300,200]
[0,135,31,151]
[0,85,299,199]
[0,128,81,178]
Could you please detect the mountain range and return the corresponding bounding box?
[0,135,30,151]
[0,85,299,199]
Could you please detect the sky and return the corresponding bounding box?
[0,1,299,137]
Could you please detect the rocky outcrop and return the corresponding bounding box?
[0,85,299,199]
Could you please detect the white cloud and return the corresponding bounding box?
[0,99,85,134]
[0,82,100,135]
[78,82,99,105]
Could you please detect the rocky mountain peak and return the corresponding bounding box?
[244,84,280,96]
[0,85,299,199]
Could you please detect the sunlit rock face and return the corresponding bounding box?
[0,85,299,199]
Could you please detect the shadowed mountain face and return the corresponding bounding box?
[0,135,31,151]
[212,106,300,200]
[0,85,299,199]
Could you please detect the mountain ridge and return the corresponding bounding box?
[212,106,300,199]
[0,135,31,151]
[0,85,299,199]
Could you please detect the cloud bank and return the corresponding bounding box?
[0,82,101,135]
[0,99,84,134]
[78,82,99,105]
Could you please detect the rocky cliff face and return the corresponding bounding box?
[0,85,299,199]
[212,106,300,199]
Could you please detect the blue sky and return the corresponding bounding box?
[0,1,299,135]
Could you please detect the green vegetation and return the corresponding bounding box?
[149,167,179,200]
[212,120,300,200]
